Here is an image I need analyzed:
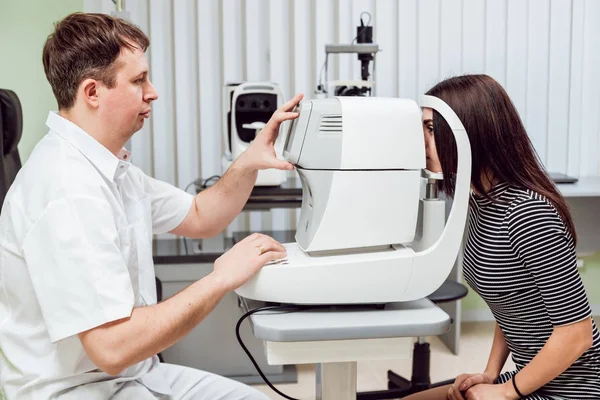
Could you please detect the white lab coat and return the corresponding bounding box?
[0,112,267,400]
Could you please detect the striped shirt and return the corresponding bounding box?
[464,183,600,399]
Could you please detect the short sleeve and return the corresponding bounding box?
[507,198,591,326]
[140,172,194,234]
[22,196,135,342]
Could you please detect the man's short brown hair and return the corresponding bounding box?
[42,12,150,110]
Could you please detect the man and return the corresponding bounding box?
[0,12,302,399]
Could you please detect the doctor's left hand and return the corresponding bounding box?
[243,93,304,171]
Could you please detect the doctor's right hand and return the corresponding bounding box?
[211,233,287,291]
[448,372,496,400]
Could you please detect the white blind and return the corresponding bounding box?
[85,0,600,234]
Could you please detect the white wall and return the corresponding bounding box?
[85,0,600,234]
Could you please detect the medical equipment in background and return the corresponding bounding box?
[235,95,472,305]
[222,82,288,186]
[110,0,131,20]
[316,12,379,98]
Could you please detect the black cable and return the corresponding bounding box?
[201,175,221,189]
[184,178,201,193]
[236,305,313,400]
[182,236,189,255]
[183,175,221,195]
[317,58,328,94]
[351,11,372,44]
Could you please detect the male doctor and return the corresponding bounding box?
[0,12,302,400]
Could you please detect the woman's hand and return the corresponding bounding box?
[464,383,518,400]
[447,372,496,400]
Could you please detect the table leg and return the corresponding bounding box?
[316,361,357,400]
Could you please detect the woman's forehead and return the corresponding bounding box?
[421,107,433,120]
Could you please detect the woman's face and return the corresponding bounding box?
[422,107,442,173]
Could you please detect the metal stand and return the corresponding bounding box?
[316,362,357,400]
[323,44,379,96]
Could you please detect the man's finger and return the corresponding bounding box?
[240,233,261,244]
[279,93,304,112]
[257,112,298,142]
[259,251,287,265]
[269,239,286,252]
[274,111,300,124]
[267,159,294,171]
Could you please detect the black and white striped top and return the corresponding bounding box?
[463,183,600,399]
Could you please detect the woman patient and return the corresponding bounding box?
[405,74,600,400]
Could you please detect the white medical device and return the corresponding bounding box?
[235,95,471,305]
[222,82,287,186]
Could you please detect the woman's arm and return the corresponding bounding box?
[465,318,593,400]
[483,323,511,381]
[478,197,596,399]
[504,318,593,397]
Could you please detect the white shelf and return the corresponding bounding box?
[557,177,600,198]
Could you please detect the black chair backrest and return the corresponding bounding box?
[0,89,23,208]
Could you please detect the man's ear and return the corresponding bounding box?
[80,78,100,109]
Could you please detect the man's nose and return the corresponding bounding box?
[145,81,159,102]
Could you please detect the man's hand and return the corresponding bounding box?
[211,233,287,291]
[447,372,496,400]
[464,383,519,400]
[242,93,304,171]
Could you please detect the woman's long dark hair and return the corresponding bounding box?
[426,74,577,244]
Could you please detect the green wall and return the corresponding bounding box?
[0,0,83,161]
[463,252,600,313]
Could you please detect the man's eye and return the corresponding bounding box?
[135,78,145,84]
